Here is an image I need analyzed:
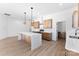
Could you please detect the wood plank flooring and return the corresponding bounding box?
[0,36,79,56]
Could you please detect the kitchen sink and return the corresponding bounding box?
[69,36,79,39]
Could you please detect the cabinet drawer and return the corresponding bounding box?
[42,32,52,41]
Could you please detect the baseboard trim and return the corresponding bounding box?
[7,34,18,38]
[0,36,7,40]
[66,47,79,53]
[0,34,18,40]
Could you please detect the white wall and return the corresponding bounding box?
[7,18,30,37]
[0,15,31,39]
[0,15,8,39]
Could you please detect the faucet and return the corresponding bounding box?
[75,29,79,35]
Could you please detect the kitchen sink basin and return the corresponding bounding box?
[69,36,79,39]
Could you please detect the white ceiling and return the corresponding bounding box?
[0,3,75,19]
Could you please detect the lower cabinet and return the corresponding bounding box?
[42,32,52,41]
[58,32,66,39]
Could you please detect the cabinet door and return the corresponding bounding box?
[42,32,52,41]
[43,19,52,29]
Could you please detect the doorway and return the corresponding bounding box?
[57,21,66,40]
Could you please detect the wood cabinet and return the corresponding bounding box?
[24,35,31,45]
[58,32,66,39]
[42,32,52,41]
[31,21,40,29]
[43,19,52,29]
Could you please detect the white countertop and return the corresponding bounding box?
[19,32,41,36]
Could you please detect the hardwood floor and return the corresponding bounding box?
[0,36,79,56]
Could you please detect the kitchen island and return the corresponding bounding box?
[18,32,42,50]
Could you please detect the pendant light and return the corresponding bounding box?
[30,7,33,32]
[31,7,33,20]
[24,12,26,24]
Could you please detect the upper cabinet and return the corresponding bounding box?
[31,19,53,30]
[32,21,40,29]
[43,19,52,29]
[72,3,79,28]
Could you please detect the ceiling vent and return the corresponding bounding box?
[4,13,11,16]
